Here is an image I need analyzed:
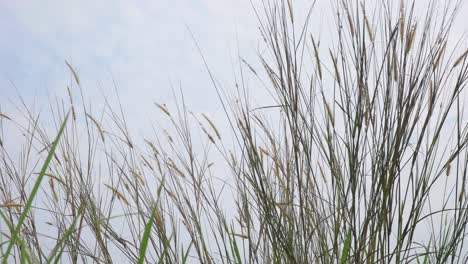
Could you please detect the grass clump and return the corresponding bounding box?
[2,0,468,263]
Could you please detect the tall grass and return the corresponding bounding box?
[2,0,468,263]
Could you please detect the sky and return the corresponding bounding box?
[0,0,267,121]
[1,0,468,187]
[0,0,334,154]
[1,0,467,113]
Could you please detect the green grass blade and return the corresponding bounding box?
[137,179,165,264]
[2,113,69,264]
[422,242,430,264]
[46,205,84,263]
[157,233,173,264]
[182,241,193,264]
[138,205,156,264]
[230,228,242,264]
[0,210,32,264]
[340,230,352,264]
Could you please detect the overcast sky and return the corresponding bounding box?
[1,0,466,106]
[0,0,467,148]
[0,0,263,117]
[0,0,327,156]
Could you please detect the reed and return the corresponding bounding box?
[1,0,468,263]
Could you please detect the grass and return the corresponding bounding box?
[2,113,69,263]
[2,0,468,263]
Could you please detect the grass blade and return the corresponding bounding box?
[0,210,32,264]
[137,179,165,264]
[2,113,69,263]
[65,61,80,85]
[46,204,84,263]
[340,230,352,264]
[182,241,193,264]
